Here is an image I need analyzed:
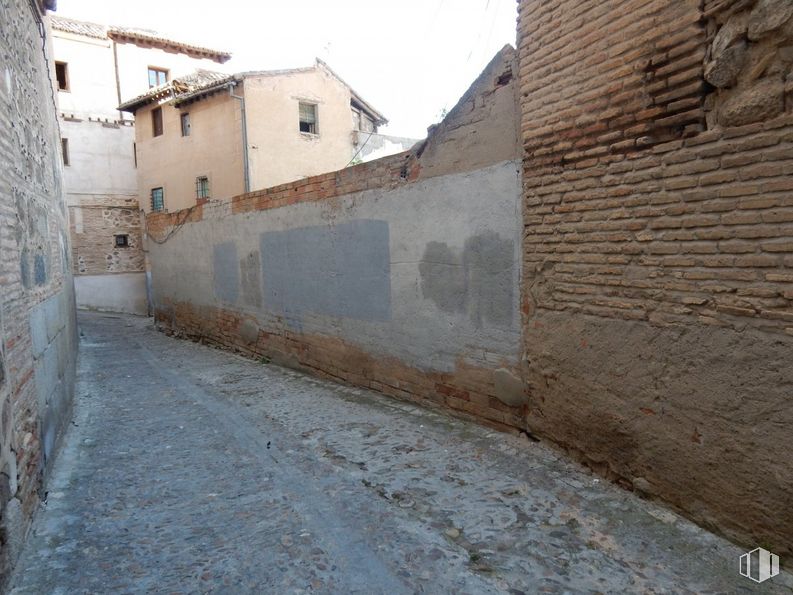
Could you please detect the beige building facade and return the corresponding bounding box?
[120,61,391,213]
[50,16,231,314]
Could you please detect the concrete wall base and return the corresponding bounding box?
[75,273,148,315]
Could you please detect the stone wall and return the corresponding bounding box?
[518,0,793,555]
[69,195,148,314]
[0,1,78,585]
[70,196,144,275]
[148,47,527,430]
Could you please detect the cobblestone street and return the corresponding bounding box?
[9,313,791,594]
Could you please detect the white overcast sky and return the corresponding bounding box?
[55,0,517,139]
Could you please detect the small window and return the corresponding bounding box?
[115,234,129,248]
[299,102,317,134]
[133,142,137,168]
[61,138,69,166]
[151,187,164,212]
[55,61,69,91]
[196,176,210,200]
[181,112,191,137]
[152,107,163,137]
[148,67,168,88]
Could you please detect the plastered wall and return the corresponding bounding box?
[135,92,245,213]
[148,47,525,429]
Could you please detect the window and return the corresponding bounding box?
[55,61,69,91]
[133,142,137,168]
[181,112,191,137]
[299,102,317,134]
[148,67,168,88]
[196,176,210,200]
[115,234,129,248]
[152,107,163,137]
[61,138,69,166]
[151,187,164,212]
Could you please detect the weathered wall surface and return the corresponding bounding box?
[69,193,147,314]
[148,47,525,429]
[245,68,362,192]
[519,0,793,554]
[135,92,245,213]
[52,27,144,314]
[0,2,78,585]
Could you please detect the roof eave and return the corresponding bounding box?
[107,30,232,64]
[314,59,387,126]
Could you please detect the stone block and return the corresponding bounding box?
[719,77,784,126]
[705,41,747,88]
[748,0,793,41]
[712,11,749,57]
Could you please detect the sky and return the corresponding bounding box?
[55,0,518,139]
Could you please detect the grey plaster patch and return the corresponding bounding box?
[240,251,262,308]
[420,231,514,328]
[493,368,527,407]
[260,220,391,322]
[212,242,239,305]
[418,243,466,313]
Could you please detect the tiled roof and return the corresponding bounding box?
[119,61,386,126]
[107,26,231,63]
[50,15,106,39]
[118,69,234,111]
[49,16,231,63]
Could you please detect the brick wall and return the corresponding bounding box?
[0,2,77,584]
[519,0,793,554]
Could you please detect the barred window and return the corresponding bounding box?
[299,102,317,134]
[151,187,164,212]
[196,176,210,200]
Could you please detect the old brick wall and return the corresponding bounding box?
[0,1,78,584]
[148,47,527,432]
[519,0,792,554]
[70,197,145,275]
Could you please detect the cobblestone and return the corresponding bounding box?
[9,312,792,593]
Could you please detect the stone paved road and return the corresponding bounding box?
[9,312,792,594]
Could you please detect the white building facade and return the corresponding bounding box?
[50,16,231,314]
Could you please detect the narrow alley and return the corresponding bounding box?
[8,313,788,594]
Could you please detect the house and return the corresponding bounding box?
[49,15,232,314]
[118,60,397,213]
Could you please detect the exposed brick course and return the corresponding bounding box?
[519,0,793,556]
[156,300,526,433]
